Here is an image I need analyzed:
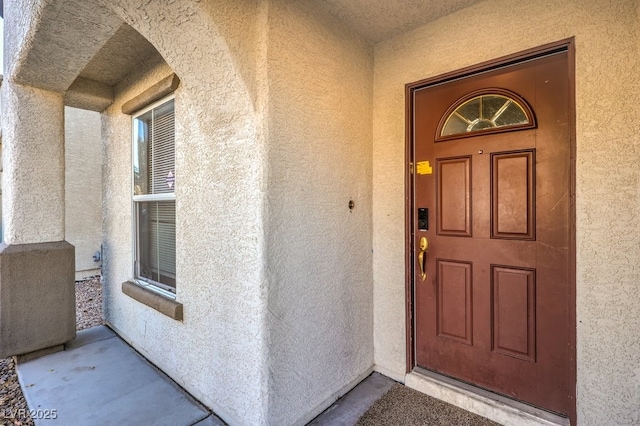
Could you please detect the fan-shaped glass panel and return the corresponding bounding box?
[441,94,531,137]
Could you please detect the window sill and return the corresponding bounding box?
[122,281,183,321]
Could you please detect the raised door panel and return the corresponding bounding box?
[491,266,536,362]
[491,150,535,240]
[437,260,473,345]
[437,157,472,237]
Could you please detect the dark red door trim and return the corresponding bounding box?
[404,38,576,423]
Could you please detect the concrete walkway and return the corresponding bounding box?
[16,325,397,425]
[309,372,395,425]
[16,326,222,426]
[15,325,561,425]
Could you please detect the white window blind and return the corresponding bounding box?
[133,97,176,292]
[149,107,175,194]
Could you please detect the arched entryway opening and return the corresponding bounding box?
[1,1,266,423]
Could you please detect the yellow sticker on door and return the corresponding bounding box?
[416,161,433,175]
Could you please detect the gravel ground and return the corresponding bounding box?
[0,276,103,426]
[75,276,104,332]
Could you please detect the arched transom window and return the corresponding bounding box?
[437,89,535,140]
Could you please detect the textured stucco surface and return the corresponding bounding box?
[1,80,65,245]
[98,1,376,423]
[99,2,269,425]
[0,103,102,276]
[65,107,102,279]
[7,0,640,424]
[8,0,121,93]
[264,1,374,424]
[64,77,114,112]
[78,23,159,87]
[320,0,485,43]
[0,241,75,357]
[372,0,640,424]
[3,2,68,245]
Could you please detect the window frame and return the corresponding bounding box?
[131,94,177,299]
[435,88,536,142]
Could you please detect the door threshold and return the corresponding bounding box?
[405,368,570,426]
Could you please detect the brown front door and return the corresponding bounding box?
[411,48,574,416]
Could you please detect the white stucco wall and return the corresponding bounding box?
[10,0,640,423]
[102,1,375,424]
[1,81,64,245]
[264,1,374,424]
[0,96,101,276]
[0,104,101,276]
[372,0,640,424]
[100,2,269,425]
[65,107,102,279]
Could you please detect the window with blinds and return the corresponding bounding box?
[132,97,176,293]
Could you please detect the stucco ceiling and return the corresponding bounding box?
[317,0,486,43]
[62,1,487,109]
[78,24,160,87]
[37,1,486,91]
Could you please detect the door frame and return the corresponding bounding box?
[404,38,576,420]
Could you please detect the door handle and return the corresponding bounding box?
[418,236,429,280]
